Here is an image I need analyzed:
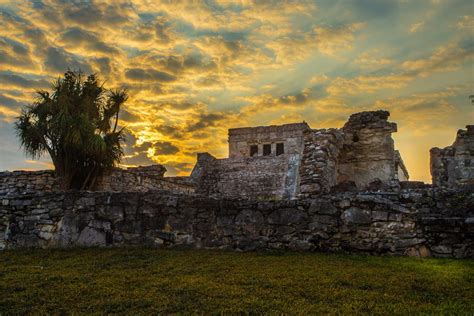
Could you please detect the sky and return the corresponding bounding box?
[0,0,473,182]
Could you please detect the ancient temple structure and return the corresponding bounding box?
[191,110,409,199]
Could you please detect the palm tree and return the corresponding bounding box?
[15,70,128,190]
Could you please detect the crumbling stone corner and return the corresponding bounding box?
[431,125,474,188]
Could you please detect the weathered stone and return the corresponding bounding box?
[331,181,358,193]
[319,202,339,215]
[267,208,307,225]
[431,245,452,254]
[388,213,402,222]
[338,199,351,209]
[288,240,312,251]
[312,215,338,225]
[372,211,388,221]
[38,231,53,240]
[88,220,111,231]
[274,226,296,236]
[394,238,425,248]
[465,217,474,224]
[341,207,371,224]
[0,185,473,258]
[77,197,95,207]
[77,227,106,246]
[431,125,474,189]
[216,216,234,227]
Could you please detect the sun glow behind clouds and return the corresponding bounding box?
[0,0,472,181]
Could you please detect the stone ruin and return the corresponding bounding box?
[1,110,473,258]
[4,110,470,200]
[431,125,474,189]
[191,110,409,199]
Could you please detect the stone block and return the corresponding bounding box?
[431,245,452,254]
[372,211,388,221]
[38,231,53,240]
[465,217,474,224]
[300,183,321,194]
[267,208,307,225]
[77,227,106,246]
[88,220,111,231]
[288,240,312,251]
[338,199,351,209]
[312,214,338,225]
[341,207,371,224]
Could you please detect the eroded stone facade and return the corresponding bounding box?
[193,110,409,199]
[337,111,408,188]
[431,125,474,189]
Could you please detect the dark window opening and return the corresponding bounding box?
[250,145,258,157]
[276,143,284,156]
[263,144,271,156]
[352,132,359,142]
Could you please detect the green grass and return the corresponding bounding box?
[1,248,473,315]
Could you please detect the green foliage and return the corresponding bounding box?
[15,70,127,189]
[1,248,473,314]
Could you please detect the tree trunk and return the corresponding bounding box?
[89,167,101,191]
[54,159,75,190]
[80,165,97,190]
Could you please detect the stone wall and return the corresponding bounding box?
[337,110,401,189]
[0,165,195,195]
[0,170,59,196]
[192,153,301,199]
[1,189,472,258]
[97,165,195,194]
[228,122,309,158]
[431,125,474,189]
[299,128,344,196]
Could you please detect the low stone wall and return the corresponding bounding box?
[193,154,301,199]
[98,167,195,194]
[0,170,59,196]
[1,188,472,258]
[0,165,195,195]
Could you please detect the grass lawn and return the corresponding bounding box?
[1,248,473,314]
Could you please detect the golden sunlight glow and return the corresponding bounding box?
[0,1,472,181]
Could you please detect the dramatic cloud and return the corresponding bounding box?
[153,141,180,155]
[314,23,366,56]
[0,72,49,89]
[44,47,92,73]
[354,51,392,69]
[326,74,412,96]
[125,68,176,82]
[59,27,119,55]
[401,41,474,76]
[0,0,471,181]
